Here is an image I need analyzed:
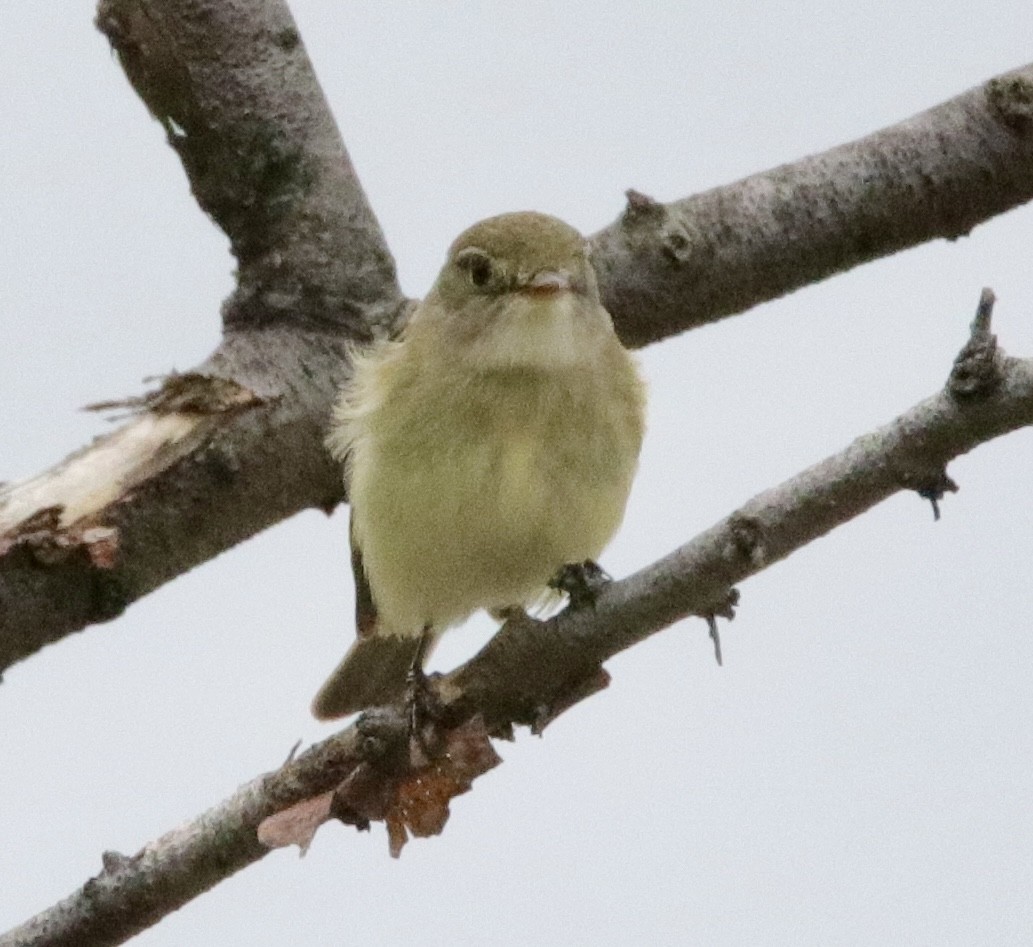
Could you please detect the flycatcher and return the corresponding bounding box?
[312,211,646,719]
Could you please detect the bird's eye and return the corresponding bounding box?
[456,248,494,289]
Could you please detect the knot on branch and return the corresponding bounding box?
[696,588,741,666]
[726,514,767,568]
[100,850,136,875]
[621,189,695,265]
[986,74,1033,133]
[898,468,959,521]
[622,189,666,223]
[948,288,1003,400]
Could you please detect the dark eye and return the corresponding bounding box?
[456,248,494,289]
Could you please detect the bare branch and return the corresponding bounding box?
[0,342,347,672]
[95,0,402,333]
[0,0,407,671]
[0,726,370,947]
[592,66,1033,347]
[6,297,1030,947]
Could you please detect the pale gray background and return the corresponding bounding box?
[3,3,1033,945]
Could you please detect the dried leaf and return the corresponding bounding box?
[259,717,502,859]
[258,792,334,855]
[384,716,502,857]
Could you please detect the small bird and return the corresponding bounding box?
[312,211,646,719]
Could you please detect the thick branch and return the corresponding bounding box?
[0,1,406,671]
[0,332,349,671]
[6,310,1030,947]
[592,65,1033,347]
[95,0,402,333]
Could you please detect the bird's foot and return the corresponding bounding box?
[549,559,611,610]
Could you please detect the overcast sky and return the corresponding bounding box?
[3,3,1033,945]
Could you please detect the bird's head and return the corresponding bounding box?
[413,212,614,371]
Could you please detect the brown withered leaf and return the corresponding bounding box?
[259,717,501,859]
[384,716,502,858]
[257,792,334,856]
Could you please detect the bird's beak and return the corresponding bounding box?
[523,270,573,297]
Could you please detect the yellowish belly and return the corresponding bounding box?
[350,370,639,635]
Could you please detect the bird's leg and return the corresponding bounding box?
[549,559,611,610]
[405,627,442,756]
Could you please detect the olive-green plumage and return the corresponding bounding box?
[312,212,646,719]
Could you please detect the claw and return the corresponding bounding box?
[549,559,611,610]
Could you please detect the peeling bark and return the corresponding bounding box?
[0,0,406,672]
[0,329,349,670]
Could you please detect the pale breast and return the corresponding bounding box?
[351,364,642,635]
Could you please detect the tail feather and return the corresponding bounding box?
[311,634,431,720]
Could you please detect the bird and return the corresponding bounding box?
[311,211,646,719]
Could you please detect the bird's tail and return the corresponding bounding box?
[311,632,436,720]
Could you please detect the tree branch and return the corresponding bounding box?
[5,295,1029,947]
[0,0,406,672]
[0,726,370,947]
[95,0,401,333]
[592,66,1033,347]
